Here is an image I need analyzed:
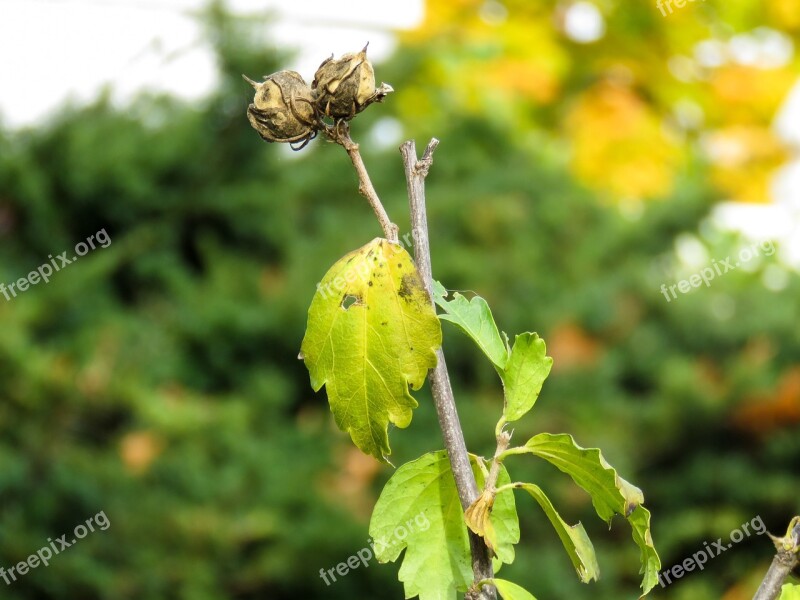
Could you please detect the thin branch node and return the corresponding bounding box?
[415,137,440,178]
[422,137,440,162]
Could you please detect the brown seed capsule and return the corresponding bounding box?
[312,44,394,119]
[243,70,318,149]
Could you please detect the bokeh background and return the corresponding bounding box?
[1,0,799,598]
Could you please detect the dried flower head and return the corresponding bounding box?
[243,70,318,149]
[312,44,394,120]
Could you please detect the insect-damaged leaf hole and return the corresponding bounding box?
[341,294,362,310]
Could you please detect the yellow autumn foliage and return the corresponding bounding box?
[396,0,800,204]
[566,82,681,199]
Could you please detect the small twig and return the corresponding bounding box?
[753,517,800,600]
[325,121,399,243]
[401,138,496,600]
[481,416,511,497]
[483,430,512,495]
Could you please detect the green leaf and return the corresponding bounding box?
[487,578,538,600]
[300,238,441,461]
[502,333,553,422]
[511,483,599,583]
[511,433,661,595]
[433,285,552,422]
[780,584,800,600]
[628,505,660,595]
[491,556,504,574]
[432,282,509,370]
[520,433,642,522]
[369,451,519,600]
[489,578,537,600]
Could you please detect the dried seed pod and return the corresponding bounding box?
[243,70,318,149]
[312,44,394,119]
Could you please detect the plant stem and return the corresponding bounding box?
[494,483,521,495]
[401,138,496,600]
[326,121,399,243]
[753,517,800,600]
[483,430,511,494]
[497,445,531,461]
[495,416,507,440]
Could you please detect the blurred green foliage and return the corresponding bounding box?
[0,2,798,599]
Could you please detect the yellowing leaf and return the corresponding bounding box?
[300,238,441,461]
